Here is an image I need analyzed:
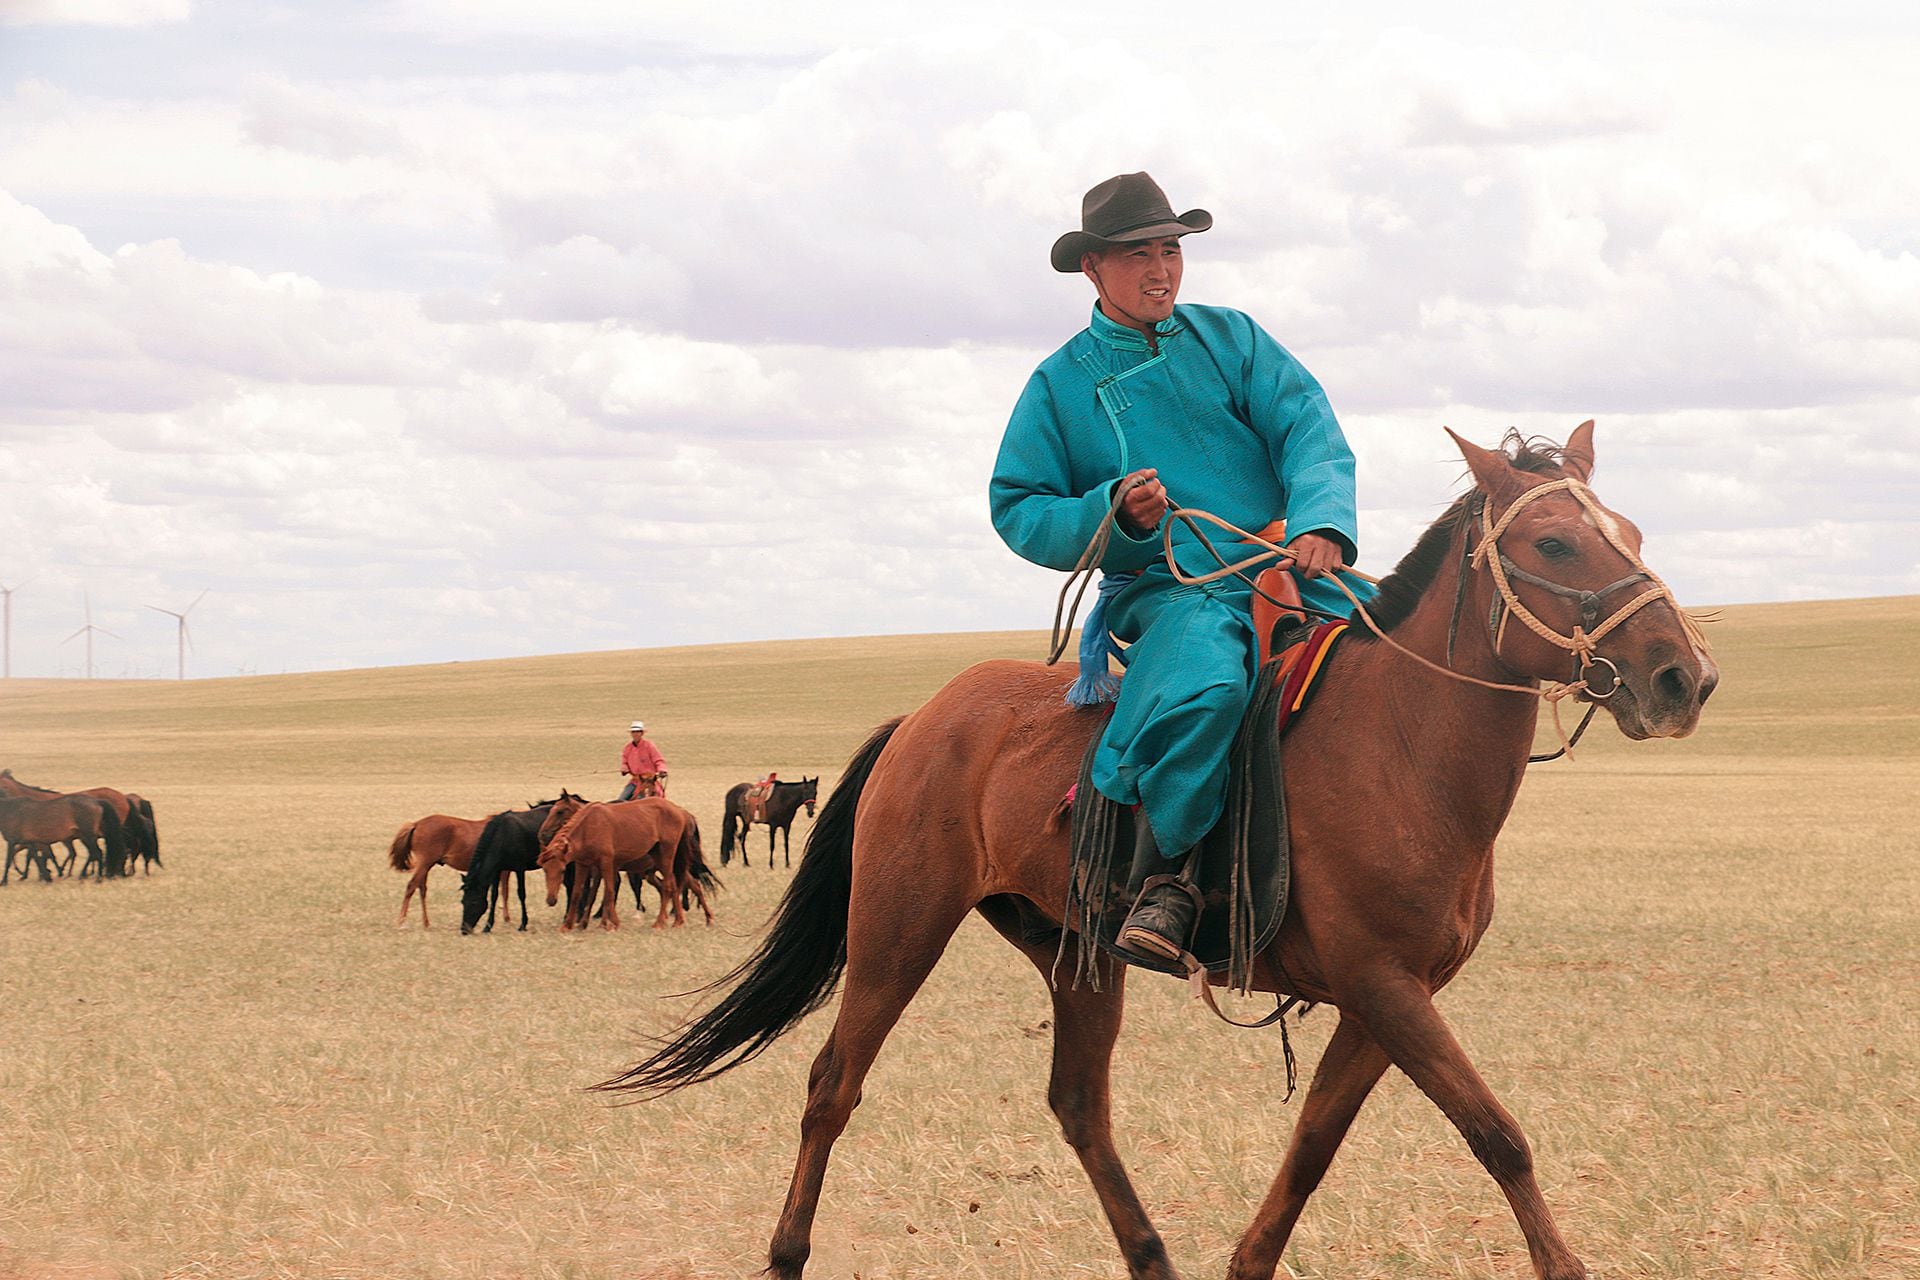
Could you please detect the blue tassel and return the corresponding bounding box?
[1066,572,1135,706]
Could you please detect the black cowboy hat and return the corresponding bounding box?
[1050,171,1212,273]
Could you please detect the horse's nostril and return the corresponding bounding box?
[1655,664,1693,706]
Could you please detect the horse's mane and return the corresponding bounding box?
[545,802,594,859]
[1347,432,1575,640]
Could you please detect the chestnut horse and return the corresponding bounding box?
[387,812,494,928]
[536,795,714,930]
[720,777,819,867]
[607,426,1718,1280]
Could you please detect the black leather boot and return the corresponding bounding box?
[1116,820,1202,964]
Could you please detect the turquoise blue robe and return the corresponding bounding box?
[990,303,1373,854]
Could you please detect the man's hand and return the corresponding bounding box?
[1287,531,1346,579]
[1117,468,1167,536]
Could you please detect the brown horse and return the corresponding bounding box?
[0,794,116,882]
[607,425,1718,1280]
[536,795,712,930]
[387,813,493,928]
[0,770,142,876]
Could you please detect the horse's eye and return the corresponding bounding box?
[1536,537,1573,560]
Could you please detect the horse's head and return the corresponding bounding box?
[537,792,584,845]
[802,776,818,817]
[536,794,590,904]
[1451,421,1718,740]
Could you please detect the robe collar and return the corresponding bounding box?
[1088,302,1184,352]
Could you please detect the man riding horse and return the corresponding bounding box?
[990,171,1375,965]
[618,720,668,800]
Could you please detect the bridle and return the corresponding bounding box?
[1454,476,1703,702]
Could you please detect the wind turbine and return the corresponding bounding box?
[63,592,120,680]
[145,589,208,681]
[0,577,29,679]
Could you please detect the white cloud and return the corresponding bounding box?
[2,0,188,27]
[1,5,1916,677]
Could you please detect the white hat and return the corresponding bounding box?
[629,720,646,732]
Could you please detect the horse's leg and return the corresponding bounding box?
[767,891,975,1279]
[974,899,1180,1279]
[515,869,529,932]
[569,866,596,930]
[600,855,621,930]
[398,861,432,927]
[681,868,715,925]
[1226,1011,1391,1280]
[1349,976,1585,1280]
[648,854,681,929]
[495,870,513,927]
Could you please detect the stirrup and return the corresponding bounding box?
[1115,871,1205,963]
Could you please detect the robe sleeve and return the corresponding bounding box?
[1236,313,1361,563]
[988,369,1162,573]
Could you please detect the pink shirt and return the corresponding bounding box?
[622,739,666,776]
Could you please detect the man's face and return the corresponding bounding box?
[630,730,644,742]
[1083,236,1183,331]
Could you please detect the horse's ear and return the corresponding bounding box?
[1561,419,1596,482]
[1447,427,1518,497]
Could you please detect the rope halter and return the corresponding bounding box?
[1472,477,1711,696]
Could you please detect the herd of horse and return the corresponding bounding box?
[386,775,816,934]
[0,768,162,885]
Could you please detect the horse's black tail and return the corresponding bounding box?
[683,818,722,897]
[597,716,905,1098]
[719,791,738,862]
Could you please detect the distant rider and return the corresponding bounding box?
[618,720,668,799]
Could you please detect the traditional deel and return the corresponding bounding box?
[991,303,1374,855]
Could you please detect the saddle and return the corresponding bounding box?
[1062,591,1347,993]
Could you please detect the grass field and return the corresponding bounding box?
[2,600,1916,1280]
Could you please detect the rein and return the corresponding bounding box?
[1046,473,1708,761]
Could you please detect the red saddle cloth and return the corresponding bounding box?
[1267,620,1349,738]
[1250,562,1348,733]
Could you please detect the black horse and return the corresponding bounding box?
[459,798,562,935]
[720,777,819,868]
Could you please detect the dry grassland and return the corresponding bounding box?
[1,602,1916,1279]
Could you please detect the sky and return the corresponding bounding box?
[1,0,1916,679]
